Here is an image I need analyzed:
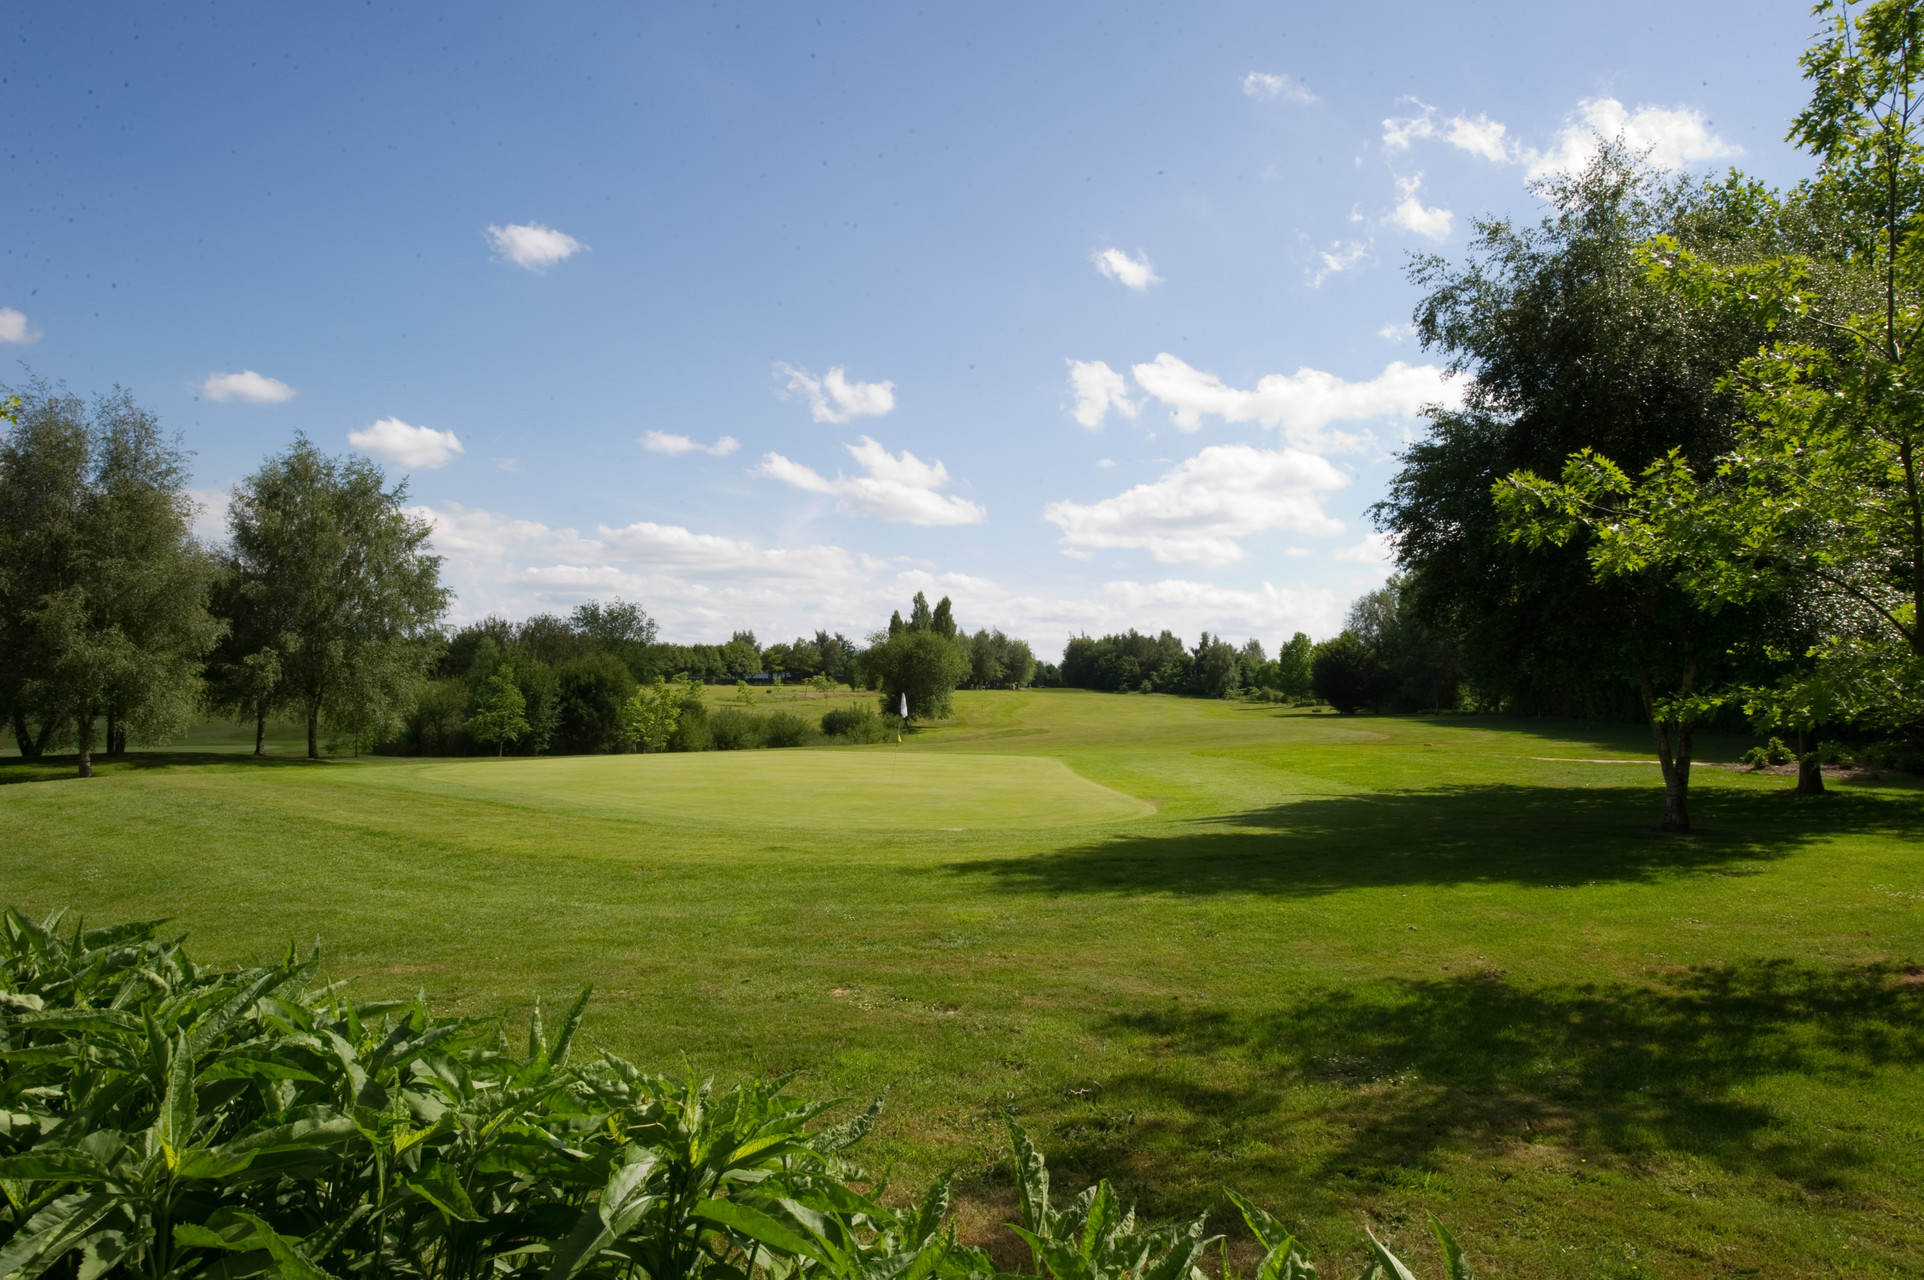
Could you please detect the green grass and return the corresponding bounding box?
[5,690,1923,1277]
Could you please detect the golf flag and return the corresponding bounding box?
[899,692,909,720]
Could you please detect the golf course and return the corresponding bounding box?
[5,687,1922,1276]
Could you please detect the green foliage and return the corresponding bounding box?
[552,654,636,754]
[0,910,975,1280]
[761,710,814,748]
[0,381,220,773]
[960,629,1037,690]
[225,437,448,760]
[1740,737,1796,769]
[466,669,531,755]
[619,674,686,753]
[1310,633,1382,715]
[708,706,764,750]
[1373,147,1779,724]
[1343,578,1461,712]
[821,704,890,743]
[400,677,470,755]
[865,595,971,722]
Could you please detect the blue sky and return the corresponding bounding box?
[4,1,1822,652]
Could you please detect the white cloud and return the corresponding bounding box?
[1095,458,1118,469]
[1130,353,1460,447]
[1334,531,1396,564]
[1377,323,1417,343]
[495,457,521,472]
[1092,247,1161,291]
[201,370,295,404]
[1526,97,1741,180]
[641,431,740,457]
[1242,71,1318,104]
[416,498,1350,644]
[348,417,465,470]
[1067,358,1138,428]
[1389,175,1452,239]
[755,435,985,525]
[1043,444,1348,565]
[775,362,896,423]
[1383,95,1738,180]
[0,308,41,344]
[1382,100,1514,162]
[484,222,588,271]
[1310,239,1372,286]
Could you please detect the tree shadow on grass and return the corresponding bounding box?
[948,784,1924,896]
[0,752,327,785]
[1041,959,1924,1216]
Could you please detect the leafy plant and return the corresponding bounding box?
[1741,737,1796,769]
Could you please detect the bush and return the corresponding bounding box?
[762,710,813,747]
[0,909,1475,1280]
[1741,737,1796,769]
[708,706,764,750]
[822,703,890,743]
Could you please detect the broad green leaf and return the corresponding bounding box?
[1361,1228,1419,1280]
[695,1198,826,1262]
[154,1029,196,1157]
[1428,1215,1472,1280]
[406,1162,483,1223]
[0,1190,122,1280]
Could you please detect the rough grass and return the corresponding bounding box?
[4,689,1923,1277]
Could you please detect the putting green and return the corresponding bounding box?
[413,749,1154,830]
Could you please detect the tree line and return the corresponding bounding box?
[0,390,1045,769]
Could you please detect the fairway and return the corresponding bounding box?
[5,688,1923,1277]
[415,749,1155,829]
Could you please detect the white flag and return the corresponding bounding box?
[899,692,909,719]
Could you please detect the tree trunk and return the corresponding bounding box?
[1797,728,1826,795]
[76,715,95,779]
[12,710,42,762]
[307,706,320,760]
[105,709,117,758]
[1638,663,1692,834]
[497,739,504,757]
[254,709,267,756]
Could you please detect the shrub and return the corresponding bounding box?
[708,706,764,750]
[762,710,814,747]
[1741,736,1796,769]
[822,704,890,743]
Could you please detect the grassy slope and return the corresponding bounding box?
[4,690,1922,1277]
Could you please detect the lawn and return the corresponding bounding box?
[4,690,1922,1277]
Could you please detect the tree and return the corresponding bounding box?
[1375,148,1789,831]
[1275,632,1315,702]
[864,593,969,721]
[226,438,448,759]
[1498,2,1924,806]
[1345,577,1462,711]
[1311,633,1382,715]
[1190,632,1243,698]
[466,669,530,756]
[620,675,684,753]
[0,382,220,775]
[553,652,637,753]
[571,597,657,648]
